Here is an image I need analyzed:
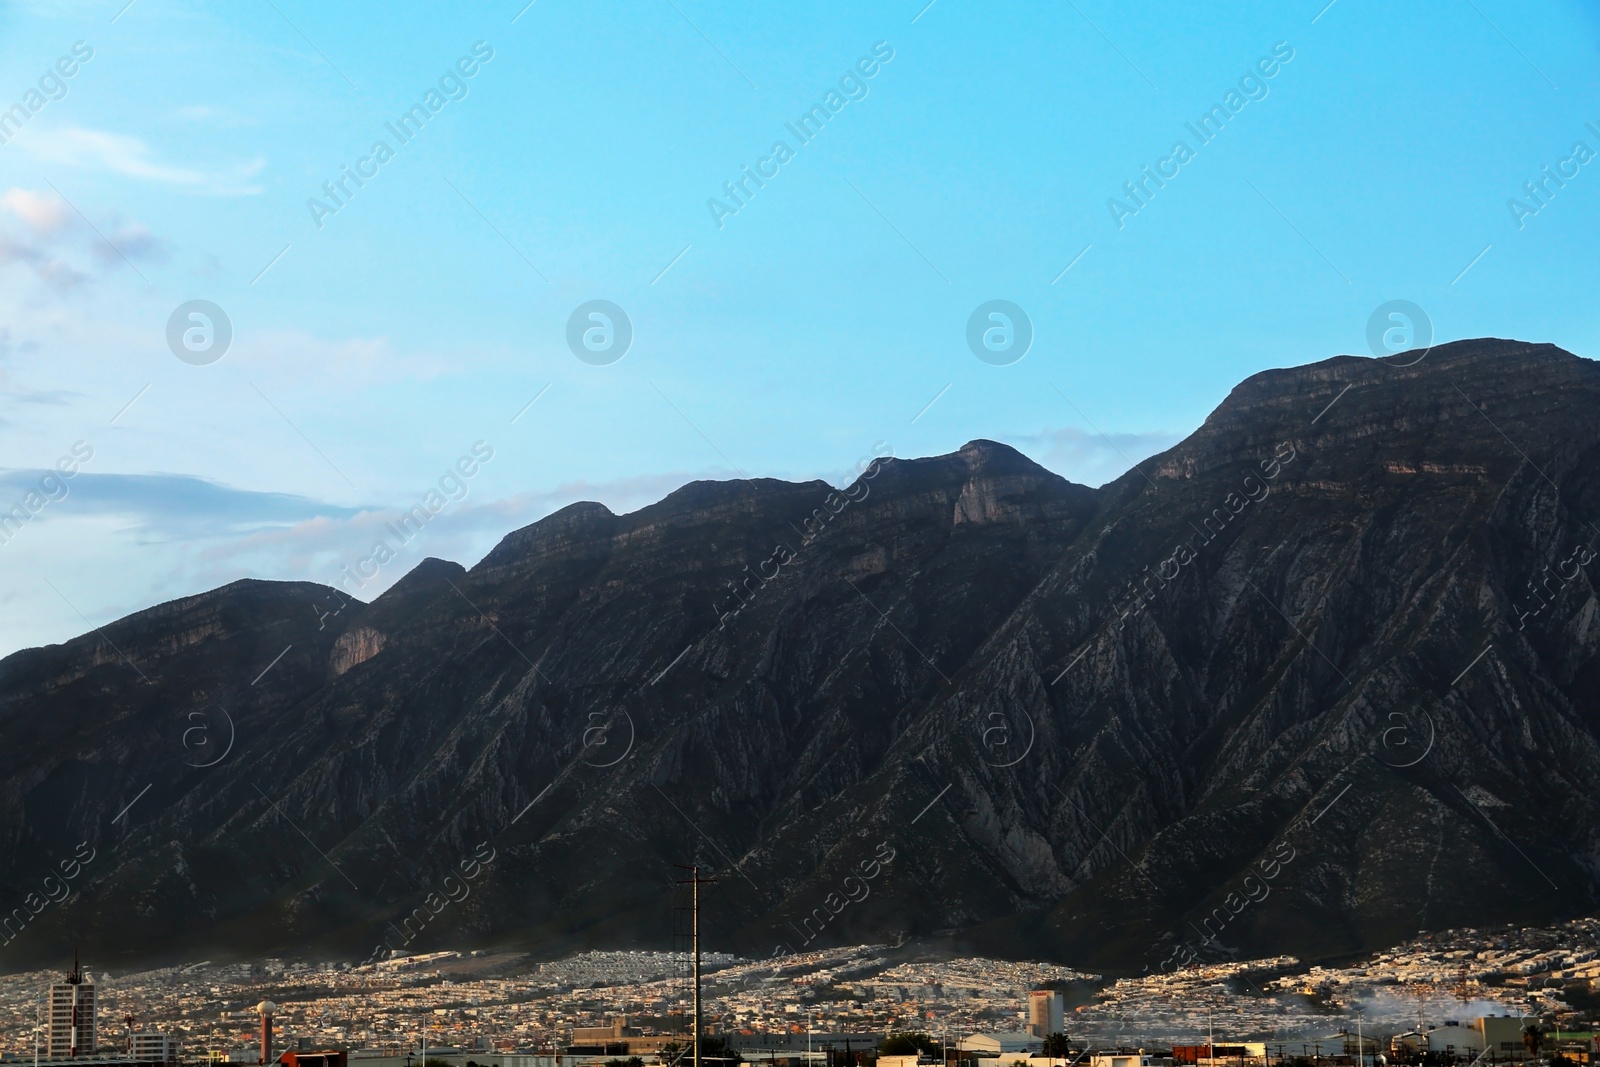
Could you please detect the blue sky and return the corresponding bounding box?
[0,0,1596,656]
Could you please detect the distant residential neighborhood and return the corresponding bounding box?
[2,919,1598,1067]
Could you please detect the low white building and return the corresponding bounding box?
[960,1035,1042,1058]
[130,1033,176,1064]
[879,1057,936,1067]
[1428,1024,1485,1055]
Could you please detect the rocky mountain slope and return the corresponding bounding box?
[2,338,1598,975]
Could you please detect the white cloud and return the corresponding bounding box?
[0,187,69,233]
[0,188,89,291]
[11,126,265,195]
[0,186,167,291]
[19,127,206,184]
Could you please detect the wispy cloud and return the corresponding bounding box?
[19,127,206,184]
[11,126,265,195]
[190,470,708,579]
[3,388,81,405]
[0,464,707,609]
[0,185,167,290]
[0,470,364,540]
[93,219,165,263]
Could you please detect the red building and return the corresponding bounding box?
[278,1051,349,1067]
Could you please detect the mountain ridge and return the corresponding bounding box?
[2,337,1598,976]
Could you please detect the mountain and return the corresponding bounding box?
[3,337,1598,976]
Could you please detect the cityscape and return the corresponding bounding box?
[2,919,1597,1067]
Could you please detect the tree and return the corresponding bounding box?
[1521,1024,1542,1060]
[1043,1034,1071,1060]
[701,1037,741,1062]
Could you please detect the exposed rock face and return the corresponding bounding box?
[331,628,385,675]
[1,338,1597,973]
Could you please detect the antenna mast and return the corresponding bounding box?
[675,865,717,1067]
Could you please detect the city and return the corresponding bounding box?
[2,920,1596,1067]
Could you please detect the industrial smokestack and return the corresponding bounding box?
[256,1002,278,1066]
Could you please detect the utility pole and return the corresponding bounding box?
[676,865,717,1067]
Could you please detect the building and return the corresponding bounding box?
[47,957,97,1059]
[257,1001,280,1066]
[278,1051,349,1067]
[959,1035,1042,1058]
[1476,1015,1540,1059]
[1461,1016,1600,1062]
[879,1057,935,1067]
[726,1032,873,1063]
[1089,1056,1164,1067]
[130,1034,176,1064]
[1425,1024,1483,1056]
[566,1018,679,1055]
[1028,992,1065,1039]
[570,1018,632,1046]
[1170,1045,1266,1067]
[1546,1032,1599,1064]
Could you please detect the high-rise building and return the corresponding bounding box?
[47,955,97,1058]
[1027,989,1064,1039]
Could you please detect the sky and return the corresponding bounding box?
[0,0,1597,657]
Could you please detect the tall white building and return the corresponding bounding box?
[47,956,97,1059]
[1027,989,1064,1038]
